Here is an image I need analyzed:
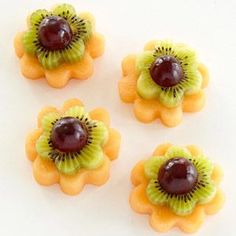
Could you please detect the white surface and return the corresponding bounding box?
[0,0,236,235]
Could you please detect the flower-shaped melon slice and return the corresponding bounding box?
[119,40,209,127]
[25,99,121,195]
[130,144,224,233]
[14,4,105,88]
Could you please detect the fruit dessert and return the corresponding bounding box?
[119,40,209,127]
[14,4,105,88]
[130,143,224,233]
[25,99,121,195]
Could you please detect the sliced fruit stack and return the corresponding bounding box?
[23,4,92,69]
[130,144,224,233]
[119,40,209,127]
[25,99,121,195]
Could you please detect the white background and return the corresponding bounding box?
[0,0,235,235]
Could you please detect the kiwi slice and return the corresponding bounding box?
[23,4,92,70]
[144,146,216,216]
[55,153,81,175]
[137,70,161,99]
[36,106,108,175]
[136,40,202,108]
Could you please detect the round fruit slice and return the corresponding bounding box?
[136,41,202,108]
[144,146,216,216]
[36,106,108,175]
[23,4,93,69]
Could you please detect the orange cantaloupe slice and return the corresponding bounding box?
[133,98,160,123]
[103,128,121,160]
[119,55,138,103]
[25,129,42,161]
[61,98,84,112]
[86,33,105,58]
[33,156,59,186]
[130,144,224,233]
[59,156,111,195]
[119,42,209,127]
[89,108,111,127]
[26,99,121,195]
[183,91,206,112]
[14,13,105,88]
